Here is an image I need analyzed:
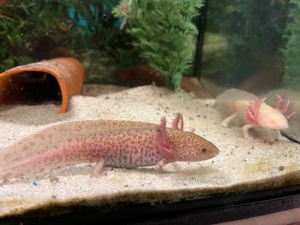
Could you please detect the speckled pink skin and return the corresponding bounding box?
[0,113,219,180]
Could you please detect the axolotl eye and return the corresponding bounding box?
[173,132,219,162]
[190,143,219,161]
[184,141,219,161]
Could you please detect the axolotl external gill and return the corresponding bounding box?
[0,113,219,180]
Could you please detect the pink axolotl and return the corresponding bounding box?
[216,88,295,140]
[0,113,219,180]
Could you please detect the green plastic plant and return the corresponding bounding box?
[0,0,126,84]
[282,0,300,91]
[0,1,74,71]
[113,0,203,91]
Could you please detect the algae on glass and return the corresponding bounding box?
[113,0,203,91]
[282,0,300,91]
[202,0,290,91]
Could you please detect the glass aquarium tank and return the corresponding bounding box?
[0,0,299,224]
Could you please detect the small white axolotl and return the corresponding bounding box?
[216,88,295,140]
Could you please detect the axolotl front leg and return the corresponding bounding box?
[154,113,182,171]
[90,114,184,176]
[0,113,219,180]
[154,113,219,171]
[245,96,295,140]
[243,96,293,140]
[219,94,295,140]
[86,113,219,177]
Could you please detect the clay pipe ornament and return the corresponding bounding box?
[0,57,85,113]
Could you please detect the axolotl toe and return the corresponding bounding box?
[0,113,219,180]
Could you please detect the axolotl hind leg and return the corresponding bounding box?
[221,113,238,127]
[242,124,259,140]
[91,158,105,177]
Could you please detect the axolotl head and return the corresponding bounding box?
[168,131,219,162]
[247,97,289,130]
[257,108,289,130]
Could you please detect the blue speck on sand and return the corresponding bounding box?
[197,114,201,118]
[32,182,37,186]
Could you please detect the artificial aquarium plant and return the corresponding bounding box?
[282,0,300,91]
[113,0,203,91]
[0,0,125,84]
[0,1,73,70]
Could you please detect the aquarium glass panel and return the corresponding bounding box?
[200,0,300,95]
